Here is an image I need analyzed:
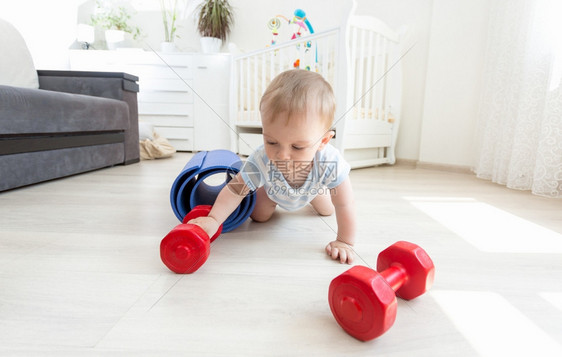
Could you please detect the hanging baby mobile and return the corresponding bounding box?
[267,9,317,71]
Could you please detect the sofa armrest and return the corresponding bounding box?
[37,70,140,164]
[37,70,139,95]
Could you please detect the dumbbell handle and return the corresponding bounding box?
[380,264,407,292]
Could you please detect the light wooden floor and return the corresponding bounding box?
[1,153,561,356]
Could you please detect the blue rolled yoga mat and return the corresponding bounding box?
[170,150,256,232]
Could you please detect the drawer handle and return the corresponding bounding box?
[197,66,208,69]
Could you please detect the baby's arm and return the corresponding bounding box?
[325,177,356,264]
[188,173,250,237]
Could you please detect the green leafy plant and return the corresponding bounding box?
[196,0,234,42]
[90,0,142,40]
[161,0,180,42]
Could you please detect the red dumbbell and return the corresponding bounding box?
[328,241,435,341]
[160,205,223,274]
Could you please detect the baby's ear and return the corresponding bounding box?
[318,130,335,150]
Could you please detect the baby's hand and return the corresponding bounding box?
[187,216,220,238]
[326,240,355,264]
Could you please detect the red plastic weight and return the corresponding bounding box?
[160,205,223,274]
[328,241,435,341]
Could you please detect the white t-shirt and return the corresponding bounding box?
[240,144,350,211]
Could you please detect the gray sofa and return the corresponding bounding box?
[0,70,140,191]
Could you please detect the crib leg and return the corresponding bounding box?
[387,147,396,165]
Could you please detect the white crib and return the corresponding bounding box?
[229,4,403,169]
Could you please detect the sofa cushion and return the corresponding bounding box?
[0,85,129,134]
[0,18,39,89]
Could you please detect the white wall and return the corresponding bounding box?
[0,1,83,69]
[418,0,490,168]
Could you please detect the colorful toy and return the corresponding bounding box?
[328,241,435,341]
[160,205,223,274]
[290,9,314,39]
[266,9,317,71]
[267,9,314,46]
[267,17,282,45]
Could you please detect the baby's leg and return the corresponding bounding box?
[310,190,335,216]
[250,186,277,222]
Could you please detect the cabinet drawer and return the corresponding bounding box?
[156,127,194,151]
[141,114,194,128]
[151,53,193,67]
[123,64,192,80]
[139,102,193,116]
[138,90,193,104]
[115,52,193,67]
[194,54,230,103]
[140,78,193,92]
[155,126,193,141]
[168,138,193,151]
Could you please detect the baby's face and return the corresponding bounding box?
[262,112,331,173]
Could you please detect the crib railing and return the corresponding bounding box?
[230,28,342,153]
[340,15,402,166]
[346,16,400,124]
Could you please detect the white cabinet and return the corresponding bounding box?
[69,50,231,151]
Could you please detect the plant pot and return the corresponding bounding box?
[200,37,222,53]
[160,41,176,52]
[105,29,125,50]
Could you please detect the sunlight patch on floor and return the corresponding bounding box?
[540,292,562,312]
[404,197,562,253]
[432,290,562,357]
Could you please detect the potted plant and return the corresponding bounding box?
[196,0,234,53]
[90,0,142,49]
[160,0,180,52]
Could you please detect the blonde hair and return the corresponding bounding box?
[259,69,336,129]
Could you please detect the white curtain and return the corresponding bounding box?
[475,0,562,198]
